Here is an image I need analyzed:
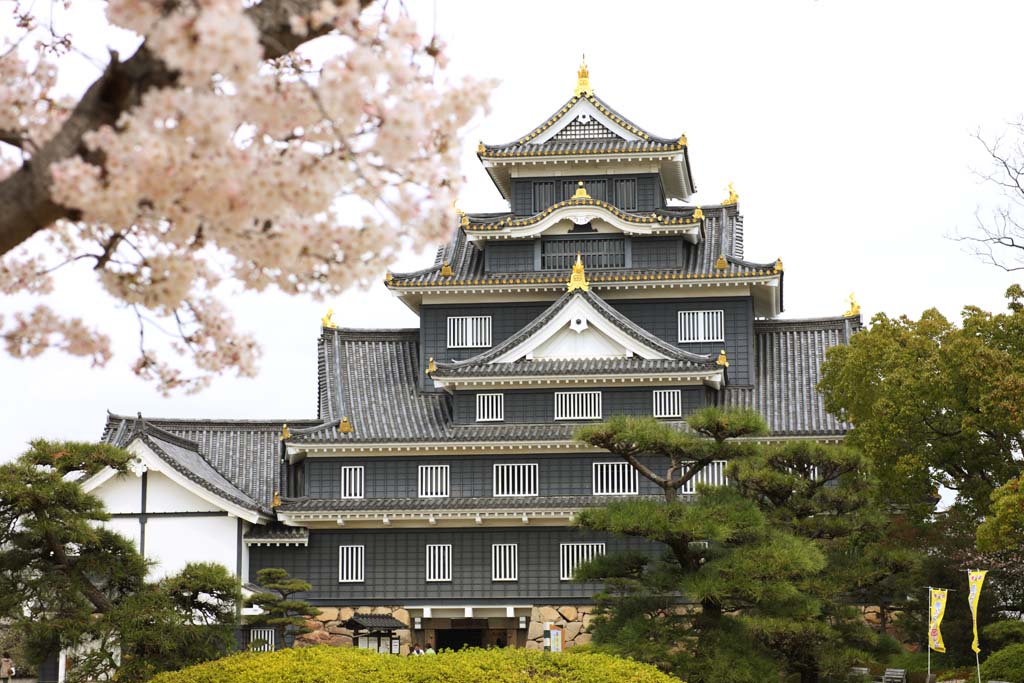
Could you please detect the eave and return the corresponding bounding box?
[277,508,583,529]
[430,370,725,392]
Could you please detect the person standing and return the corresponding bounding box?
[0,652,15,683]
[425,643,436,655]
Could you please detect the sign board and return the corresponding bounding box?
[543,622,563,652]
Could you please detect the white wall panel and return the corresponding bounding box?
[146,471,222,513]
[145,515,237,579]
[94,474,142,514]
[102,517,142,550]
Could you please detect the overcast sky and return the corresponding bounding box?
[2,0,1023,459]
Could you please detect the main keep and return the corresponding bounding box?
[93,66,857,655]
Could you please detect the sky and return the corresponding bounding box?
[2,0,1023,459]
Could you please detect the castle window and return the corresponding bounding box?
[653,389,683,418]
[613,178,637,210]
[541,237,625,270]
[425,544,452,582]
[447,315,492,348]
[533,181,556,212]
[339,465,364,499]
[559,543,606,581]
[592,461,638,496]
[491,543,519,581]
[679,460,729,494]
[248,628,275,652]
[418,465,450,498]
[678,310,725,343]
[476,393,505,422]
[493,463,538,497]
[338,545,365,582]
[554,391,602,420]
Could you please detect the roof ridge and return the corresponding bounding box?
[755,315,858,329]
[324,327,420,339]
[106,412,318,427]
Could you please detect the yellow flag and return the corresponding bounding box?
[928,588,948,653]
[968,570,988,654]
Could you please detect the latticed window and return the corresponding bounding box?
[425,544,452,582]
[541,237,625,270]
[560,178,607,202]
[559,543,606,580]
[679,461,729,494]
[339,465,364,499]
[554,391,602,420]
[476,393,504,422]
[493,463,538,497]
[593,462,638,495]
[678,310,725,343]
[653,389,683,418]
[447,316,492,348]
[249,628,275,652]
[338,545,365,582]
[553,116,618,140]
[492,543,518,581]
[533,181,556,212]
[418,465,449,498]
[613,178,637,210]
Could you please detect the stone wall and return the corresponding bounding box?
[524,605,594,650]
[297,606,413,654]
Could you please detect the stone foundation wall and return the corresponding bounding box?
[298,606,413,654]
[523,605,595,650]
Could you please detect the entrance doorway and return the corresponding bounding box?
[436,628,483,650]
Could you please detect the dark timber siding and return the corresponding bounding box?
[306,453,673,499]
[484,242,536,273]
[452,387,705,425]
[510,173,663,214]
[248,527,662,605]
[631,236,684,269]
[480,235,686,275]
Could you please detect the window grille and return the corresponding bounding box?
[613,178,637,210]
[476,393,504,422]
[679,461,729,494]
[554,391,602,420]
[491,543,518,581]
[338,545,365,582]
[249,627,275,652]
[540,237,625,270]
[592,462,639,495]
[653,389,683,418]
[493,463,538,497]
[339,465,364,499]
[425,544,452,582]
[553,117,618,140]
[559,543,606,580]
[417,465,450,498]
[533,181,556,212]
[447,316,492,348]
[677,310,725,343]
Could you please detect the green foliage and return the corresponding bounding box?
[977,474,1024,551]
[982,620,1024,651]
[246,568,318,648]
[147,645,678,683]
[981,643,1024,683]
[686,406,768,442]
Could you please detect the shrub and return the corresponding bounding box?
[148,645,678,683]
[982,620,1024,651]
[981,643,1024,683]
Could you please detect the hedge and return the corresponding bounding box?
[980,643,1024,683]
[147,646,679,683]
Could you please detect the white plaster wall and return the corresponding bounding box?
[102,517,142,550]
[145,514,238,579]
[145,470,222,513]
[93,473,142,514]
[532,324,624,359]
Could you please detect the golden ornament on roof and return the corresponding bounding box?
[338,416,353,433]
[322,308,337,329]
[271,490,281,509]
[716,349,730,367]
[426,357,437,375]
[574,56,592,97]
[774,258,784,273]
[572,181,591,200]
[722,182,739,206]
[477,141,485,154]
[844,293,861,318]
[440,262,454,277]
[715,254,728,270]
[693,207,704,221]
[385,271,393,285]
[678,133,688,146]
[567,253,590,292]
[280,423,291,441]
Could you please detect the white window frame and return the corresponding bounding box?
[339,465,364,499]
[493,463,539,497]
[476,393,505,422]
[559,543,606,581]
[679,460,729,494]
[592,461,639,496]
[653,389,683,418]
[677,310,725,343]
[249,627,275,652]
[554,390,602,420]
[417,465,450,499]
[338,545,365,583]
[447,315,492,349]
[491,543,518,581]
[425,544,452,582]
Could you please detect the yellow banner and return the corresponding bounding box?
[968,570,988,654]
[928,588,947,653]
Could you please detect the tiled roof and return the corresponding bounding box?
[434,358,718,379]
[102,414,318,509]
[462,200,704,232]
[278,494,665,513]
[345,614,408,630]
[711,316,860,436]
[244,524,309,544]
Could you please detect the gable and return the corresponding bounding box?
[530,319,630,360]
[531,98,639,145]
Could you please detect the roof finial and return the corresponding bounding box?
[322,308,338,329]
[272,490,281,508]
[567,253,590,292]
[844,293,860,318]
[575,55,592,97]
[338,416,353,433]
[426,357,437,375]
[572,180,591,200]
[280,423,291,441]
[716,349,730,368]
[722,182,739,206]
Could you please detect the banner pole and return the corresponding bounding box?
[926,586,931,683]
[975,649,981,683]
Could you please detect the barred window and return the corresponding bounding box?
[554,391,602,420]
[447,316,492,348]
[533,181,556,212]
[492,543,518,581]
[678,310,725,343]
[418,465,450,498]
[425,544,452,582]
[339,465,364,499]
[540,237,625,271]
[493,463,538,497]
[613,178,637,210]
[559,543,606,580]
[338,545,365,583]
[593,462,638,495]
[653,389,683,418]
[476,393,504,422]
[249,628,275,652]
[680,461,729,494]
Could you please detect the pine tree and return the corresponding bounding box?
[246,568,318,649]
